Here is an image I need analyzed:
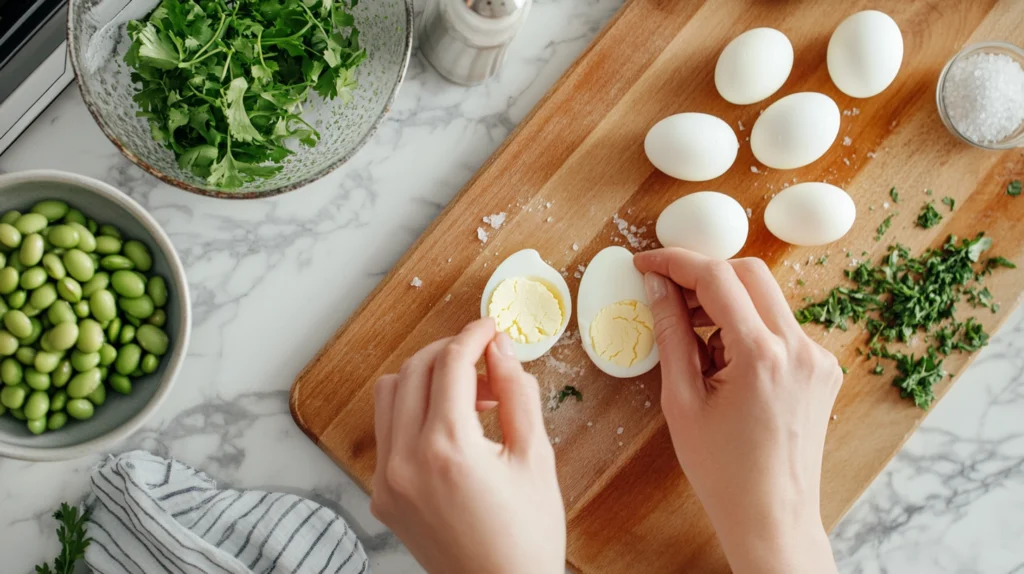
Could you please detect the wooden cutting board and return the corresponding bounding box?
[292,0,1024,571]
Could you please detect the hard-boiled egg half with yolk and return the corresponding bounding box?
[481,249,572,362]
[577,246,659,378]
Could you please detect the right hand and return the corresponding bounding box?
[634,248,841,574]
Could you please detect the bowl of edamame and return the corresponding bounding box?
[0,170,189,461]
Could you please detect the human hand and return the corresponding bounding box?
[634,248,841,574]
[370,318,566,574]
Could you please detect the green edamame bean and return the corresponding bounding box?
[19,266,46,290]
[29,283,57,310]
[8,257,25,272]
[3,309,31,338]
[51,359,71,388]
[98,343,117,366]
[47,411,67,431]
[122,240,153,272]
[89,289,117,323]
[67,368,101,399]
[6,290,25,309]
[31,200,69,221]
[66,398,94,420]
[57,277,82,302]
[14,347,35,365]
[24,369,49,391]
[18,234,43,266]
[70,350,100,372]
[0,331,17,356]
[47,224,80,249]
[1,358,22,385]
[115,343,142,375]
[8,406,25,420]
[73,300,90,319]
[119,324,136,344]
[126,314,141,327]
[0,224,20,249]
[106,317,121,341]
[76,319,103,353]
[0,211,20,225]
[67,223,96,253]
[109,374,131,395]
[17,318,41,345]
[86,220,98,234]
[94,236,122,255]
[119,295,154,319]
[34,351,61,374]
[0,268,17,295]
[81,272,109,298]
[63,208,86,226]
[147,309,167,328]
[140,353,159,374]
[100,255,133,271]
[26,417,46,435]
[136,325,169,356]
[97,224,121,239]
[111,270,145,298]
[0,383,27,409]
[41,253,66,280]
[62,249,94,282]
[87,382,106,406]
[47,301,76,326]
[14,213,47,235]
[98,365,108,380]
[20,304,40,319]
[50,389,68,412]
[23,390,49,419]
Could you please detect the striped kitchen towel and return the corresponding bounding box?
[85,450,368,574]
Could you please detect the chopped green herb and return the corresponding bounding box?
[886,347,945,409]
[984,256,1017,274]
[917,202,943,229]
[557,385,583,405]
[926,189,934,196]
[869,205,876,212]
[796,279,806,286]
[889,187,900,203]
[841,366,849,374]
[34,503,91,574]
[942,196,955,211]
[1008,180,1022,197]
[872,363,884,375]
[817,255,829,265]
[875,213,896,241]
[861,251,868,257]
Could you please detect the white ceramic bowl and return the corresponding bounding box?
[0,170,190,461]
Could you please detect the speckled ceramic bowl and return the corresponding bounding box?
[0,170,190,461]
[67,0,413,199]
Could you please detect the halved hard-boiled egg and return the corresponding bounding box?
[577,246,659,378]
[481,249,572,362]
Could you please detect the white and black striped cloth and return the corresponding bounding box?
[85,451,368,574]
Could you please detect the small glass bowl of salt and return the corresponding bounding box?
[937,41,1024,149]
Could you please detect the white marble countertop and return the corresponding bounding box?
[2,1,1024,572]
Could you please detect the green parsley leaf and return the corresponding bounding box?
[817,255,828,265]
[917,202,943,229]
[875,213,896,241]
[889,187,899,203]
[224,78,263,143]
[872,363,884,375]
[136,23,180,70]
[34,503,91,574]
[942,196,955,211]
[1008,180,1022,197]
[557,385,583,405]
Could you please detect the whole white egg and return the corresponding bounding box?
[644,113,738,181]
[827,10,903,98]
[577,246,659,379]
[480,249,572,362]
[715,28,794,105]
[656,191,749,260]
[764,182,857,246]
[750,92,840,170]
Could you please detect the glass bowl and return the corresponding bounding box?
[67,0,413,199]
[936,41,1024,150]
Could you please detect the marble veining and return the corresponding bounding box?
[1,1,1022,572]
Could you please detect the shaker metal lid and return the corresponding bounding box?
[466,0,527,18]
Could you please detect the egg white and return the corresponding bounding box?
[577,246,660,378]
[764,182,856,246]
[715,27,793,105]
[827,10,903,98]
[750,92,840,170]
[480,249,571,362]
[644,113,738,182]
[656,191,749,260]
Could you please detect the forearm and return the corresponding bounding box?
[715,512,837,574]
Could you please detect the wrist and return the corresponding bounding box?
[713,507,836,574]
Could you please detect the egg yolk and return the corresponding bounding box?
[589,300,655,367]
[488,277,563,344]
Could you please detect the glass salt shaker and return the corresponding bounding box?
[420,0,532,86]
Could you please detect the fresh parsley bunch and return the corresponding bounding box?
[35,503,92,574]
[124,0,366,190]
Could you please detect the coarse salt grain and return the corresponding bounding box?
[943,52,1024,143]
[616,427,624,435]
[572,243,579,251]
[842,136,852,146]
[745,207,753,219]
[410,277,423,288]
[482,212,506,229]
[750,165,760,174]
[476,227,489,243]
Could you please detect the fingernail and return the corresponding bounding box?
[645,272,667,302]
[495,331,516,357]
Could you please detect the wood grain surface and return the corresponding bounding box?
[291,1,1024,571]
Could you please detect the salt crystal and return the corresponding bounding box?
[553,437,560,444]
[612,213,650,250]
[943,52,1024,143]
[573,271,582,279]
[883,202,890,209]
[444,293,452,302]
[842,136,852,146]
[866,151,877,158]
[644,401,651,409]
[618,442,624,446]
[832,414,838,420]
[546,216,553,223]
[842,158,850,166]
[476,227,488,243]
[587,421,593,427]
[482,212,507,229]
[410,277,423,288]
[572,243,579,251]
[738,119,745,131]
[447,257,452,263]
[546,202,552,208]
[745,207,752,219]
[750,165,760,174]
[616,427,624,435]
[793,263,801,272]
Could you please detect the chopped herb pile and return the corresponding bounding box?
[125,0,366,189]
[1008,180,1022,197]
[942,196,955,211]
[556,385,583,405]
[875,213,896,241]
[796,232,1015,409]
[34,503,91,574]
[916,202,943,229]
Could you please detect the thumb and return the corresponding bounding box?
[485,332,547,455]
[644,272,705,410]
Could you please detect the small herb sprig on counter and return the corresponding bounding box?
[557,385,583,405]
[35,503,91,574]
[916,202,943,228]
[125,0,366,189]
[1008,180,1022,197]
[874,213,896,241]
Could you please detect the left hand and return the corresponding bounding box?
[370,318,566,574]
